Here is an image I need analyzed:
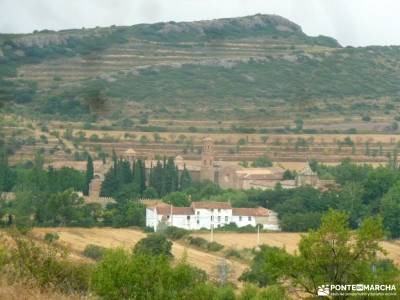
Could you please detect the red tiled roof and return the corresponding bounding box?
[155,203,194,215]
[232,207,269,217]
[191,201,232,209]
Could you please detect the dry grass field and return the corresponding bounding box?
[29,228,400,285]
[193,232,400,266]
[31,228,247,283]
[0,280,87,300]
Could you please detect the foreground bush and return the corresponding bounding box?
[91,249,208,300]
[3,230,92,293]
[133,234,172,257]
[83,244,107,261]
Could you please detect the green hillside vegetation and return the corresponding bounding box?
[1,14,399,121]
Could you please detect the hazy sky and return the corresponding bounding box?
[0,0,399,46]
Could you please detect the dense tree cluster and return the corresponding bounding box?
[0,153,100,227]
[100,154,192,199]
[240,210,399,297]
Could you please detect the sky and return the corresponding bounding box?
[0,0,399,47]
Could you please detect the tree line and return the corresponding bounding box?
[100,152,192,199]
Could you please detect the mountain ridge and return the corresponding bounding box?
[0,14,399,122]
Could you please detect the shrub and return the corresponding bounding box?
[83,244,107,261]
[207,241,224,252]
[225,248,242,259]
[7,231,92,293]
[133,234,172,257]
[186,236,208,248]
[142,226,155,233]
[163,226,189,240]
[91,249,208,300]
[43,232,59,243]
[186,236,224,252]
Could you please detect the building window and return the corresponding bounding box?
[167,215,170,219]
[248,216,252,221]
[197,211,200,215]
[225,216,228,222]
[239,216,242,221]
[187,216,190,220]
[211,216,214,221]
[211,208,214,212]
[218,209,221,213]
[197,220,199,224]
[218,216,221,222]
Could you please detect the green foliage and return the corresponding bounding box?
[90,249,208,300]
[163,226,189,240]
[43,232,59,243]
[133,234,173,257]
[380,181,400,238]
[180,165,193,190]
[5,230,92,293]
[238,284,290,300]
[207,241,224,252]
[186,236,224,252]
[240,246,291,286]
[142,186,158,198]
[83,244,107,261]
[164,191,190,207]
[250,155,273,167]
[84,154,94,196]
[148,157,182,197]
[103,201,146,228]
[241,210,399,297]
[186,236,209,248]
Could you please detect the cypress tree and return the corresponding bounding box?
[151,160,163,197]
[133,159,146,194]
[84,154,94,195]
[180,164,192,191]
[140,159,147,194]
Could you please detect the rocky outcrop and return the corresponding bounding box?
[147,14,304,39]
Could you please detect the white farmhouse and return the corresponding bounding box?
[145,201,280,232]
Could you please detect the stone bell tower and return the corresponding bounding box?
[200,137,215,182]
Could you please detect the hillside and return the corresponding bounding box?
[1,14,399,123]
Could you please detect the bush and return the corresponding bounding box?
[133,234,172,257]
[83,244,107,261]
[91,249,208,300]
[142,226,155,233]
[215,223,258,233]
[186,236,208,248]
[186,236,224,252]
[7,231,92,293]
[43,232,59,243]
[207,241,224,252]
[225,248,242,259]
[163,226,189,240]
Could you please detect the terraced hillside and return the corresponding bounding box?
[1,14,400,123]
